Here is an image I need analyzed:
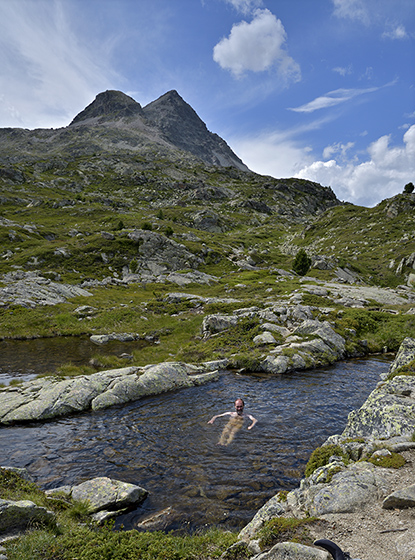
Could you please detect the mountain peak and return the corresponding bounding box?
[143,91,249,171]
[70,90,144,126]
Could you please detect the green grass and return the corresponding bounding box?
[1,468,237,560]
[257,517,319,549]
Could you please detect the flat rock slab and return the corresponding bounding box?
[0,361,221,425]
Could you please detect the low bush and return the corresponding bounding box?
[304,444,348,477]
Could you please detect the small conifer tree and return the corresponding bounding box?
[292,248,312,276]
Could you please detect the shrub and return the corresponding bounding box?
[404,182,414,194]
[304,444,348,477]
[292,249,311,276]
[142,222,153,231]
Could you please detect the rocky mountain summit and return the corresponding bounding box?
[0,89,248,171]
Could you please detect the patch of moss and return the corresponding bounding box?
[388,358,415,379]
[368,452,406,469]
[228,353,262,372]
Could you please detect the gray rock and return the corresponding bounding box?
[192,210,223,232]
[388,337,415,375]
[292,320,345,357]
[253,332,277,345]
[342,375,415,439]
[260,354,291,374]
[260,323,290,337]
[90,333,139,345]
[238,494,287,541]
[382,484,415,509]
[254,542,328,560]
[0,362,220,424]
[0,271,92,308]
[75,305,98,317]
[128,229,202,274]
[71,477,147,514]
[0,498,55,534]
[288,462,390,516]
[101,231,115,240]
[202,314,238,336]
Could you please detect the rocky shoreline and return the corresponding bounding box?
[233,337,415,559]
[1,340,415,559]
[0,360,223,425]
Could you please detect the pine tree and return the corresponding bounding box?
[292,249,312,276]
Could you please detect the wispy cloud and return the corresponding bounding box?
[331,0,369,24]
[223,0,263,14]
[288,86,382,113]
[332,64,353,77]
[382,25,408,40]
[213,9,300,81]
[0,0,117,128]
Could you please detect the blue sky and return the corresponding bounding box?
[0,0,414,207]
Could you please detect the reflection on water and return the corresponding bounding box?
[0,354,391,532]
[0,337,147,385]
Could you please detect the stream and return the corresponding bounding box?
[0,337,391,532]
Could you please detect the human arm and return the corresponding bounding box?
[247,414,257,430]
[208,411,231,424]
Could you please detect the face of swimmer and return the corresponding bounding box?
[234,398,244,416]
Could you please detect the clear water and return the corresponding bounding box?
[0,336,148,385]
[0,349,391,533]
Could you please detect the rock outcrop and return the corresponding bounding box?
[0,498,55,538]
[0,361,224,425]
[0,271,92,308]
[127,229,203,275]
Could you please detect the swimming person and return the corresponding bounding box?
[208,398,257,445]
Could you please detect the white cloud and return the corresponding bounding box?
[213,9,301,81]
[332,65,353,76]
[295,126,415,206]
[332,0,369,24]
[0,0,116,128]
[288,86,380,113]
[230,130,313,179]
[323,141,355,160]
[382,25,408,40]
[224,0,263,14]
